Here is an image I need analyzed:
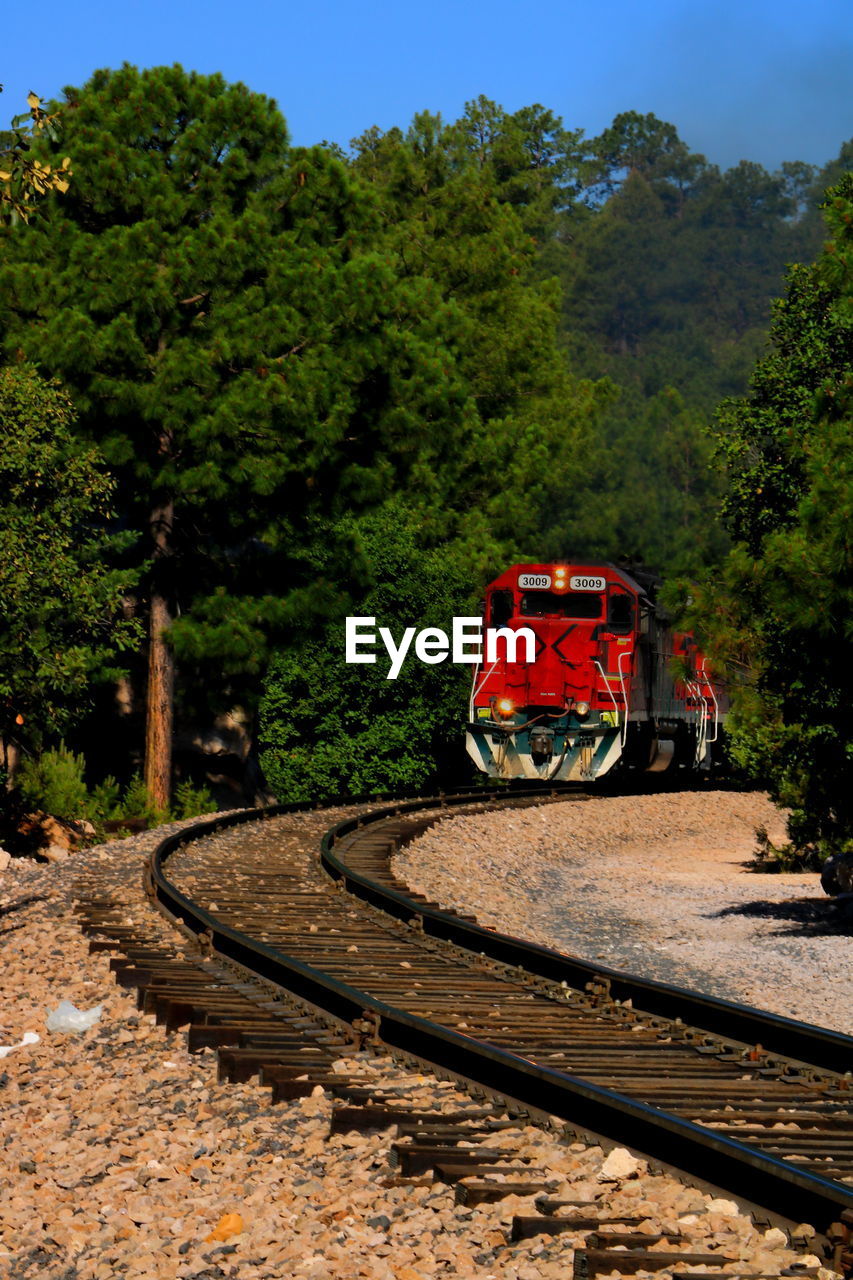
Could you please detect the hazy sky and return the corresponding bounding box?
[3,0,851,171]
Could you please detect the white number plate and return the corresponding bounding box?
[518,573,551,590]
[569,575,605,591]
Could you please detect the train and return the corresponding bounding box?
[466,561,727,783]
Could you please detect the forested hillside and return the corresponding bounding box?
[346,99,846,570]
[0,69,849,834]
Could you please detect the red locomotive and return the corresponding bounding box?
[467,562,726,782]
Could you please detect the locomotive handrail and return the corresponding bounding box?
[687,679,709,766]
[593,658,622,729]
[698,684,710,761]
[699,659,721,744]
[465,719,514,736]
[616,649,633,746]
[469,658,501,719]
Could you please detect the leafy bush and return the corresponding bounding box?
[117,774,167,828]
[685,177,853,863]
[749,824,825,874]
[14,747,214,835]
[17,744,89,820]
[0,366,140,744]
[259,505,475,803]
[87,777,122,823]
[171,779,216,821]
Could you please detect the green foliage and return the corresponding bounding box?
[259,505,474,802]
[348,99,617,570]
[171,778,216,820]
[749,825,826,874]
[583,383,728,571]
[0,365,141,744]
[713,264,847,550]
[117,774,168,828]
[3,71,623,750]
[565,111,827,406]
[16,743,89,819]
[690,175,853,861]
[0,89,71,225]
[14,746,213,830]
[4,69,596,730]
[4,72,851,804]
[549,113,850,576]
[349,102,848,578]
[87,776,122,823]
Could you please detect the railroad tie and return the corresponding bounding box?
[434,1162,552,1187]
[510,1215,659,1242]
[138,797,853,1250]
[74,900,356,1089]
[268,1074,359,1103]
[572,1248,751,1278]
[328,1104,502,1133]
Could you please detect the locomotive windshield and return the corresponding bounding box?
[607,592,635,631]
[520,591,602,618]
[489,590,514,627]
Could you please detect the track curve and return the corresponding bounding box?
[145,792,853,1250]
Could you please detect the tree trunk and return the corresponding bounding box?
[144,499,175,811]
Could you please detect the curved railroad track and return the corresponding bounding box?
[81,789,853,1274]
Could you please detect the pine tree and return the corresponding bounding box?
[2,66,479,805]
[349,101,610,569]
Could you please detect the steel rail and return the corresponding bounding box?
[320,804,853,1076]
[146,791,853,1235]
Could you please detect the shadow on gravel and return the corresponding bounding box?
[708,897,853,937]
[0,921,32,938]
[0,895,49,919]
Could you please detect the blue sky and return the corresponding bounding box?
[3,0,851,171]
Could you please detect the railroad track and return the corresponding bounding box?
[78,789,853,1275]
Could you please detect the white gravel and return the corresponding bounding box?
[393,790,853,1036]
[0,807,844,1278]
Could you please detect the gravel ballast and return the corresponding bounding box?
[0,802,845,1278]
[393,789,853,1035]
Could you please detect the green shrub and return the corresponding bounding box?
[118,774,168,828]
[16,744,89,819]
[87,777,122,823]
[749,824,824,874]
[171,779,216,820]
[259,506,474,804]
[14,750,215,837]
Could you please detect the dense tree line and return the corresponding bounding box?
[682,175,853,865]
[339,100,849,574]
[0,69,606,809]
[0,66,849,845]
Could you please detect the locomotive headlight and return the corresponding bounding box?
[553,565,568,593]
[495,697,515,718]
[574,701,590,719]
